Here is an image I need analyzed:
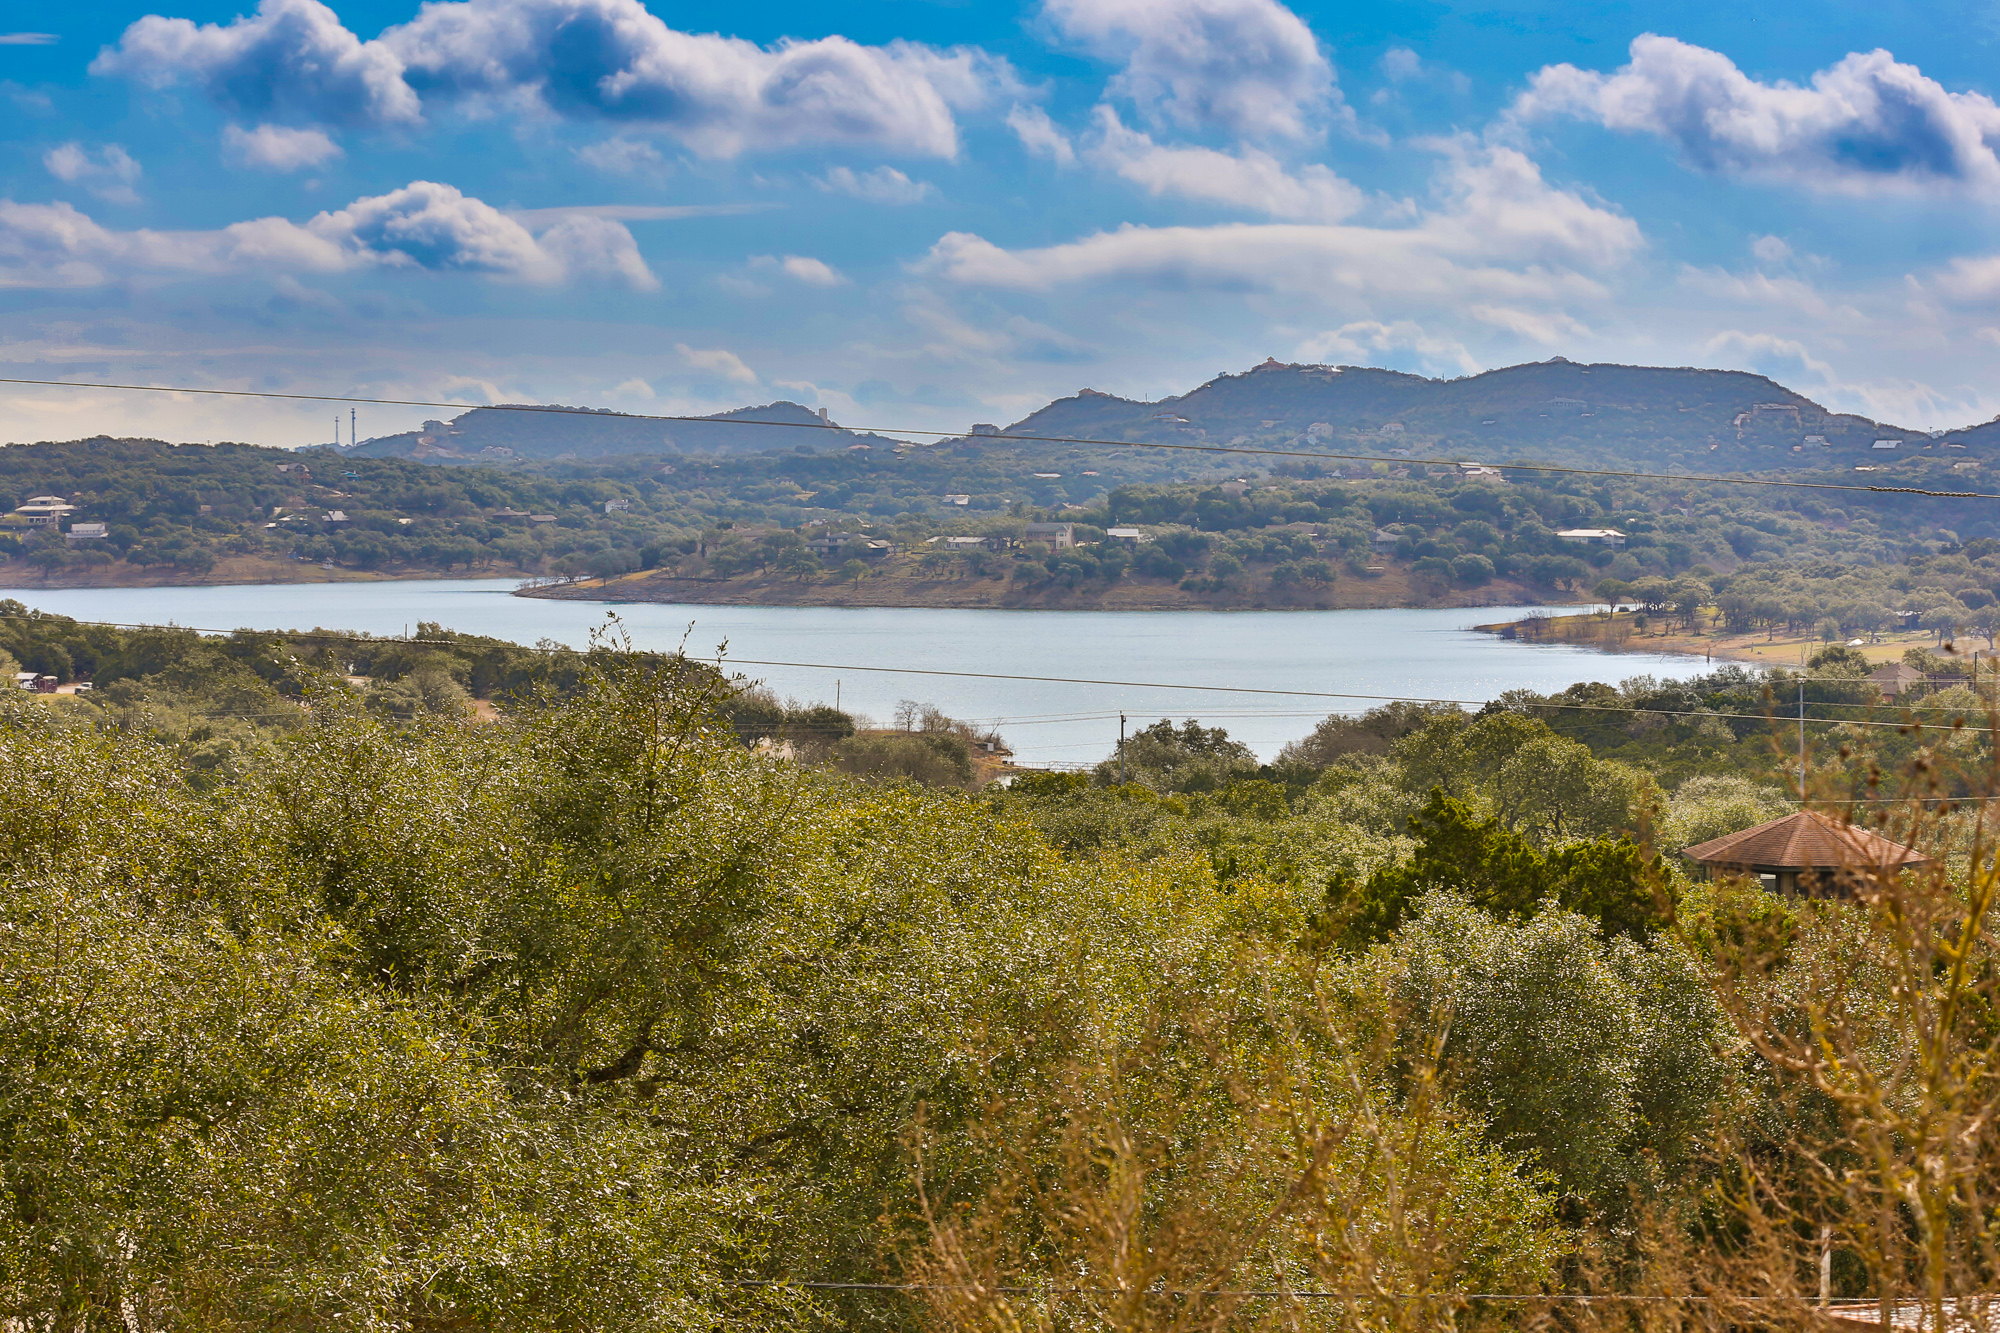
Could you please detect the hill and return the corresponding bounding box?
[346,400,906,462]
[991,357,1956,471]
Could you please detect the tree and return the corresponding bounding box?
[839,557,869,584]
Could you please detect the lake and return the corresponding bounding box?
[0,579,1726,768]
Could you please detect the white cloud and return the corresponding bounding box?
[611,376,655,398]
[1513,35,2000,195]
[1041,0,1336,140]
[575,136,668,176]
[923,143,1639,315]
[676,343,758,383]
[43,143,142,204]
[0,180,657,290]
[816,165,938,204]
[223,122,343,171]
[749,254,846,286]
[1087,106,1361,220]
[1294,319,1476,374]
[0,33,58,46]
[1750,234,1792,267]
[1006,104,1076,165]
[1703,329,1836,384]
[94,0,421,129]
[1378,48,1421,82]
[98,0,1018,159]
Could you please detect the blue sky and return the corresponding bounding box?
[2,0,2000,446]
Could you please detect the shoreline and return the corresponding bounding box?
[512,565,1582,614]
[1472,608,1952,671]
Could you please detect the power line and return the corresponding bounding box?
[1,375,1992,502]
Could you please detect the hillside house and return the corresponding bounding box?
[1556,528,1626,548]
[1105,528,1145,546]
[1868,662,1926,698]
[603,499,631,514]
[1372,528,1401,551]
[65,522,108,541]
[1023,522,1075,549]
[9,496,74,527]
[1682,810,1928,897]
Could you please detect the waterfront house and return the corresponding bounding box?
[1023,522,1075,549]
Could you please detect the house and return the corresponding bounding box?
[1872,439,1901,450]
[1105,527,1145,546]
[603,498,631,514]
[1868,662,1927,698]
[326,510,349,523]
[1556,528,1627,548]
[65,522,108,541]
[1682,810,1929,897]
[942,494,971,506]
[12,672,34,691]
[1372,528,1401,551]
[528,514,558,524]
[1022,522,1075,549]
[10,496,75,527]
[942,536,989,551]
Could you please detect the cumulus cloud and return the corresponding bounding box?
[1042,0,1335,140]
[94,0,420,129]
[98,0,1016,158]
[1087,106,1361,220]
[816,165,938,204]
[1513,35,2000,195]
[44,143,142,203]
[923,143,1639,315]
[1007,104,1075,165]
[677,343,758,382]
[0,180,656,289]
[223,122,343,170]
[751,254,846,285]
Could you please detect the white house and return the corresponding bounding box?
[65,522,108,541]
[10,496,74,526]
[1557,528,1626,548]
[1872,440,1901,450]
[942,494,971,506]
[603,498,631,514]
[1105,527,1145,546]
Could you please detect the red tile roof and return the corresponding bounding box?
[1682,809,1929,871]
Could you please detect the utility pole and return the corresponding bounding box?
[1118,713,1127,786]
[1798,676,1806,794]
[350,407,357,448]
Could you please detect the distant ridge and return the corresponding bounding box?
[986,358,1947,471]
[345,400,905,462]
[348,359,1990,472]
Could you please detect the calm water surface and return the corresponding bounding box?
[0,579,1726,767]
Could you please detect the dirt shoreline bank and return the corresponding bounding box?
[1471,609,1949,672]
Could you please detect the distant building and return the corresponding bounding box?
[603,498,631,513]
[65,522,108,541]
[528,514,557,524]
[943,494,971,505]
[970,423,1001,436]
[1872,439,1901,450]
[1023,522,1075,549]
[1105,527,1145,546]
[943,536,988,550]
[1307,422,1333,439]
[1372,528,1401,551]
[326,510,349,523]
[1556,528,1626,548]
[1868,662,1926,698]
[10,496,74,527]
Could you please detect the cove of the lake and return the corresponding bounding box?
[0,579,1731,768]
